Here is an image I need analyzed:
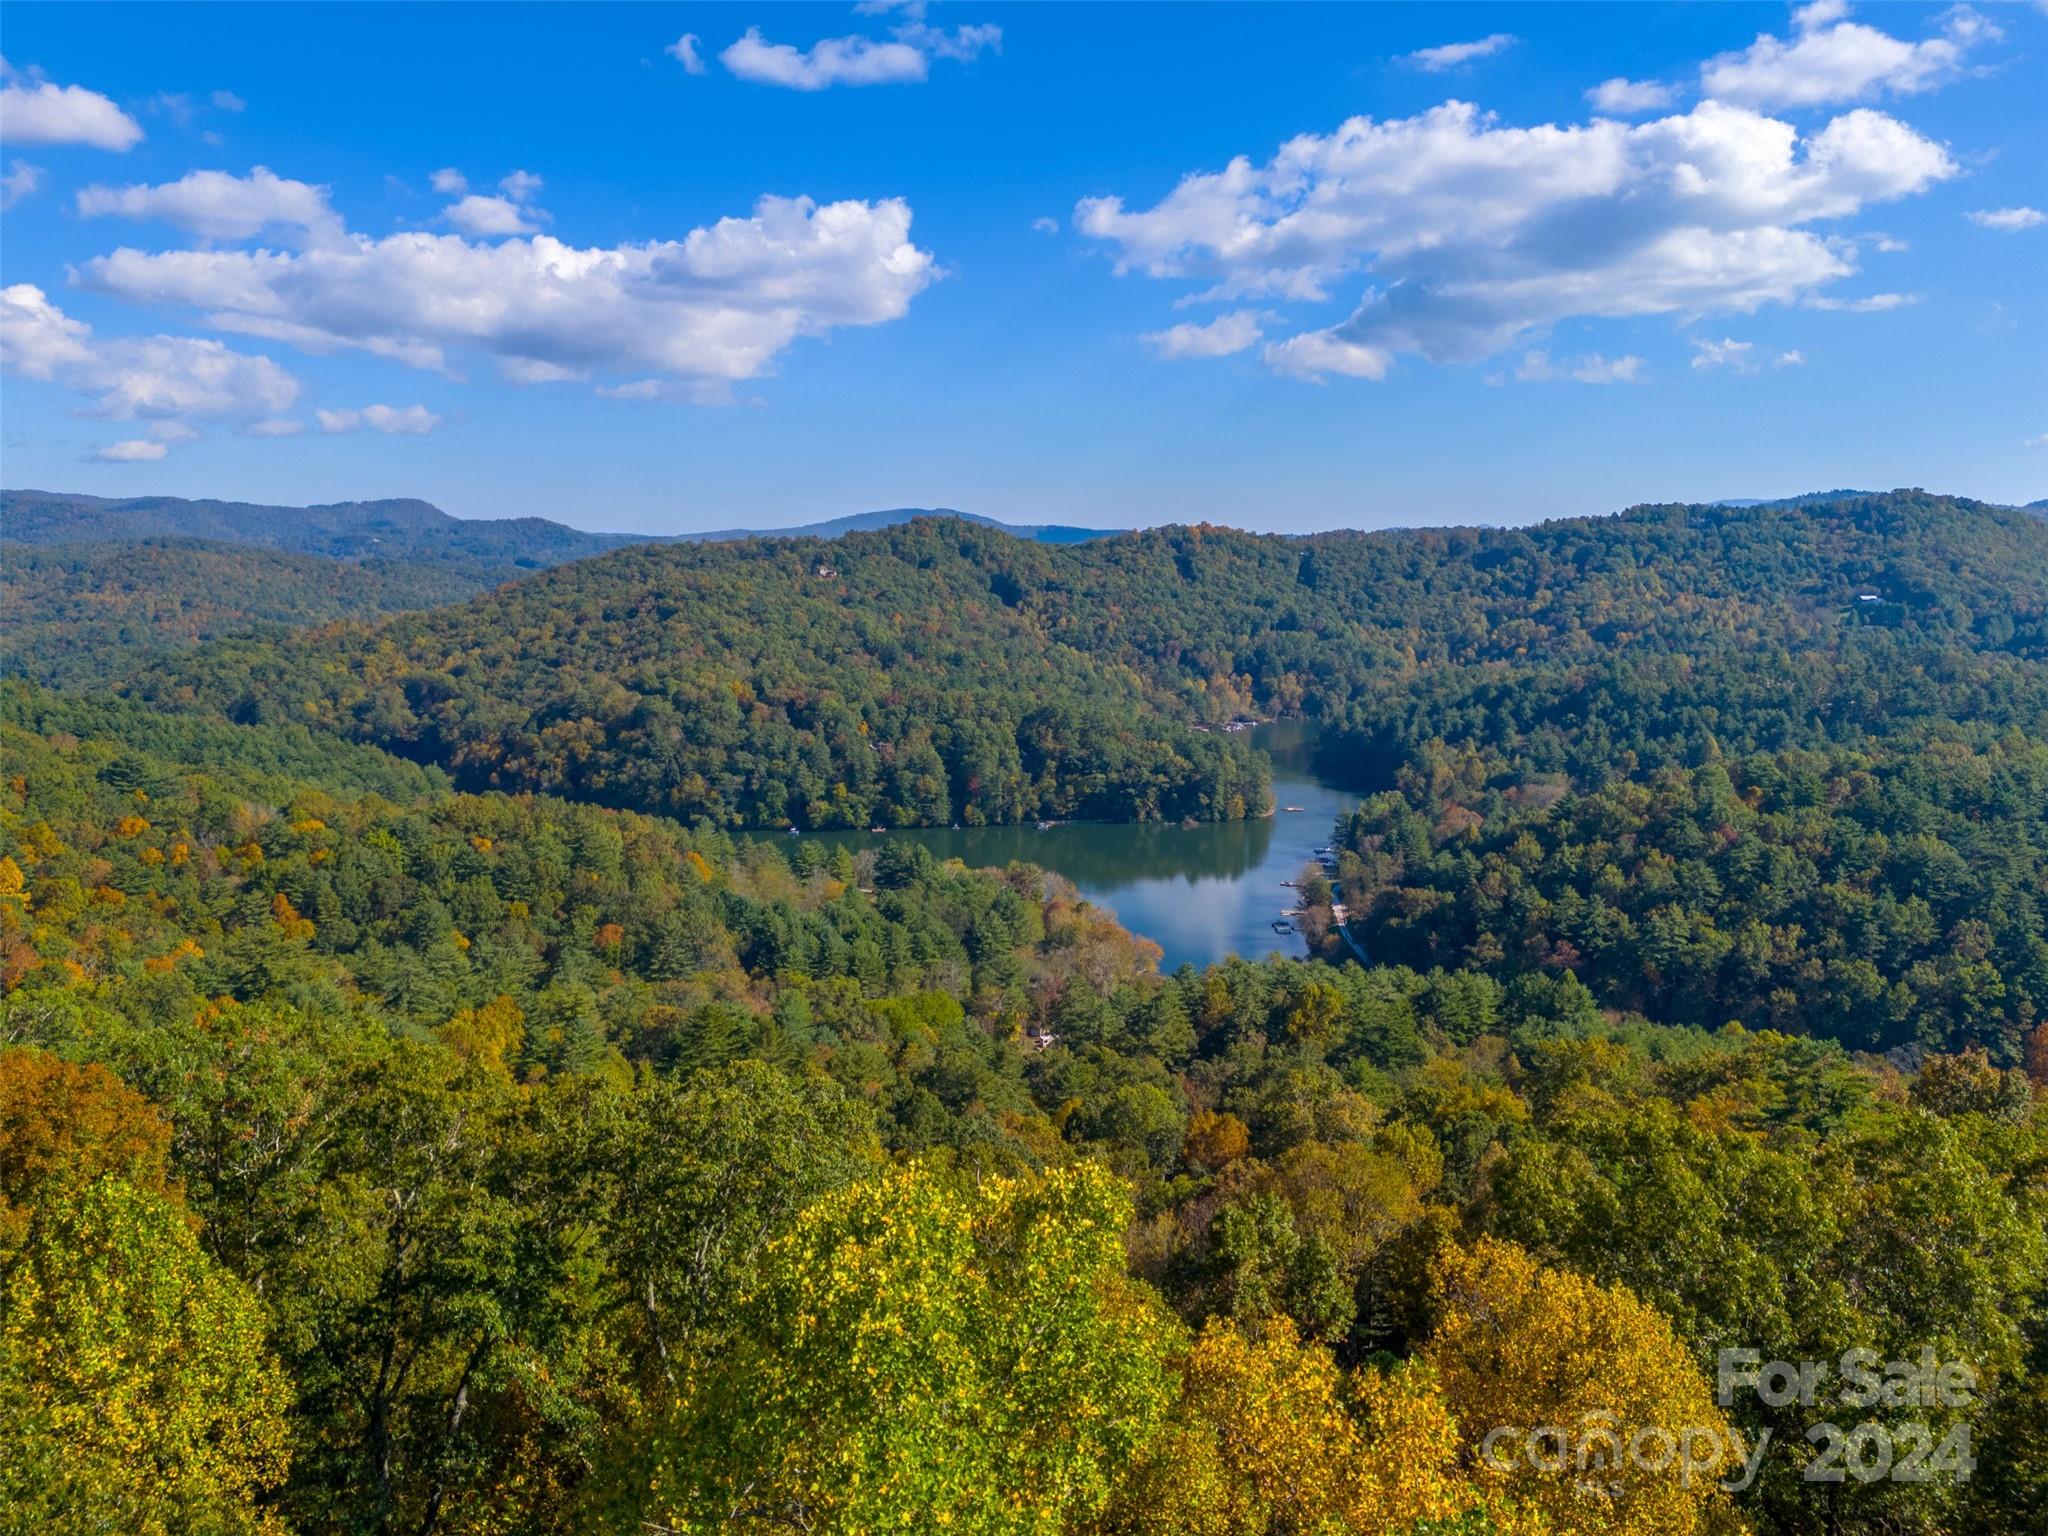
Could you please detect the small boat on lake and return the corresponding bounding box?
[1272,919,1294,934]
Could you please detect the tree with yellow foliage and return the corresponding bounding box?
[1425,1238,1734,1536]
[1092,1316,1545,1536]
[0,1177,293,1536]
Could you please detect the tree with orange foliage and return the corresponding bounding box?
[270,890,315,940]
[0,1047,173,1251]
[1182,1108,1251,1172]
[2020,1021,2048,1092]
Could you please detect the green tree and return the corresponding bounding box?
[642,1161,1176,1535]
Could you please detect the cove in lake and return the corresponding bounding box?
[769,722,1359,972]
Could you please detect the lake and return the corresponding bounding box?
[773,722,1359,971]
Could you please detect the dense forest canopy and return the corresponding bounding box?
[115,522,1282,830]
[4,486,2046,1535]
[3,678,2044,1536]
[0,539,488,685]
[1336,732,2048,1062]
[66,489,2041,837]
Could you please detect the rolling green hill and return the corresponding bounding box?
[109,490,2048,835]
[0,539,486,686]
[0,488,630,574]
[0,488,1115,563]
[120,516,1270,830]
[0,491,1123,685]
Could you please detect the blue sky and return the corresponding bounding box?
[2,1,2043,533]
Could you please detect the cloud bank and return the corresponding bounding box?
[2,282,299,421]
[1079,96,1954,380]
[77,193,941,390]
[77,166,344,247]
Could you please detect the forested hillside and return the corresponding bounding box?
[113,491,2045,833]
[0,491,1123,685]
[1,488,646,568]
[4,686,2043,1536]
[0,540,483,685]
[1337,734,2048,1058]
[122,522,1276,829]
[0,491,639,676]
[1,488,1115,553]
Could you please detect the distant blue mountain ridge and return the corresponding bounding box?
[3,488,2037,583]
[0,489,1121,574]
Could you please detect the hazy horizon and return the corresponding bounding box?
[8,480,2040,541]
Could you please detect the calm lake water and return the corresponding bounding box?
[772,722,1359,971]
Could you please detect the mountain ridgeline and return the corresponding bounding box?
[109,490,2047,830]
[0,488,1115,570]
[0,490,1121,685]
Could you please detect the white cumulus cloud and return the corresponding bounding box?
[1403,34,1518,73]
[1,158,40,209]
[719,9,998,89]
[667,34,708,75]
[1700,3,2000,109]
[77,193,940,393]
[1515,350,1646,383]
[721,28,931,88]
[1689,337,1809,373]
[1691,336,1757,370]
[1141,310,1263,360]
[443,192,543,236]
[93,420,201,460]
[429,166,467,195]
[92,437,169,462]
[1966,206,2045,232]
[1,282,299,425]
[1262,331,1392,383]
[316,403,441,435]
[1805,290,1919,311]
[0,59,143,149]
[76,166,344,247]
[891,15,1001,64]
[1586,77,1677,114]
[1078,98,1954,380]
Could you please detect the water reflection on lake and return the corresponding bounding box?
[770,722,1359,971]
